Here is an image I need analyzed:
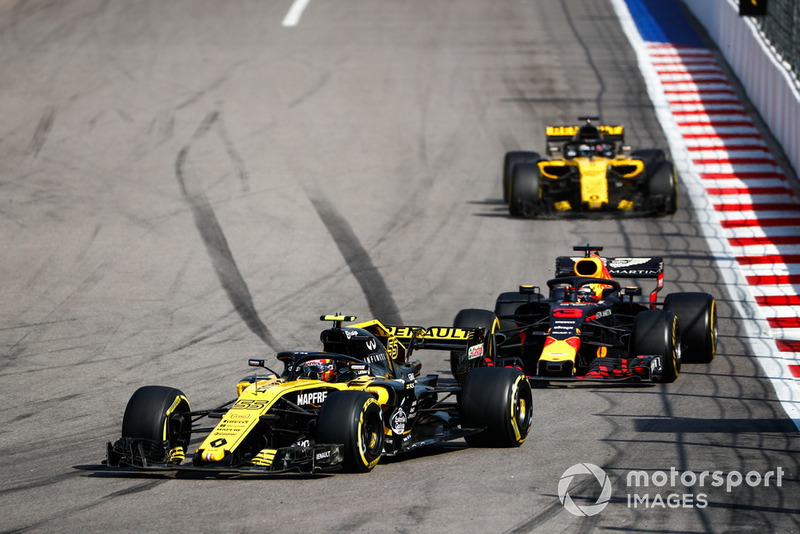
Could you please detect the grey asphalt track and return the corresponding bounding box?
[1,1,797,532]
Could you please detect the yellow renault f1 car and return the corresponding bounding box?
[105,315,532,475]
[452,246,716,385]
[503,117,677,217]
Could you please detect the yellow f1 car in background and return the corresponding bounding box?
[503,116,678,217]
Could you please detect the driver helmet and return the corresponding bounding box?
[596,143,613,157]
[576,286,597,303]
[574,255,615,301]
[299,359,336,382]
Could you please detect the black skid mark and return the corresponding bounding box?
[307,193,402,325]
[214,111,250,192]
[175,116,278,350]
[28,106,55,157]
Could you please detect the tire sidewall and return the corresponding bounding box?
[509,163,541,217]
[633,310,681,383]
[121,386,191,442]
[646,160,678,215]
[317,391,383,472]
[504,151,539,203]
[461,367,532,447]
[121,385,192,462]
[664,292,717,363]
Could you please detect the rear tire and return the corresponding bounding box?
[503,151,540,202]
[494,292,527,331]
[632,310,681,383]
[451,308,499,383]
[646,160,678,215]
[509,163,542,217]
[665,292,717,363]
[461,368,532,447]
[630,148,665,168]
[316,391,383,473]
[121,385,192,464]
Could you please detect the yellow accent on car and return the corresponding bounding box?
[509,375,527,443]
[252,448,277,467]
[554,200,572,211]
[611,158,645,178]
[577,158,610,209]
[167,446,185,463]
[385,325,473,341]
[617,199,634,211]
[199,382,346,457]
[237,376,279,396]
[540,339,578,362]
[162,395,190,442]
[546,124,624,137]
[538,159,569,179]
[321,314,356,322]
[365,385,391,405]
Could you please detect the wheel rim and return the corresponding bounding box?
[509,377,531,442]
[709,300,717,358]
[672,316,681,374]
[358,404,383,465]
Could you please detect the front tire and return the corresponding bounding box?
[451,308,499,383]
[665,292,717,363]
[509,163,542,217]
[632,310,681,383]
[121,385,192,465]
[461,367,532,447]
[316,391,383,473]
[503,151,540,202]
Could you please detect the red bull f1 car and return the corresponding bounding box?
[503,117,678,217]
[451,246,716,385]
[105,315,532,475]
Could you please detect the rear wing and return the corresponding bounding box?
[555,256,663,278]
[554,256,664,304]
[545,124,625,144]
[352,319,486,361]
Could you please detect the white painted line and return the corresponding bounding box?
[282,0,311,27]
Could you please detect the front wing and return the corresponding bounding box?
[106,438,343,475]
[528,355,665,383]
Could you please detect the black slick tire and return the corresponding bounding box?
[316,391,383,473]
[503,151,540,203]
[509,163,542,217]
[646,160,678,215]
[121,385,192,464]
[665,292,717,363]
[461,367,532,447]
[632,310,681,383]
